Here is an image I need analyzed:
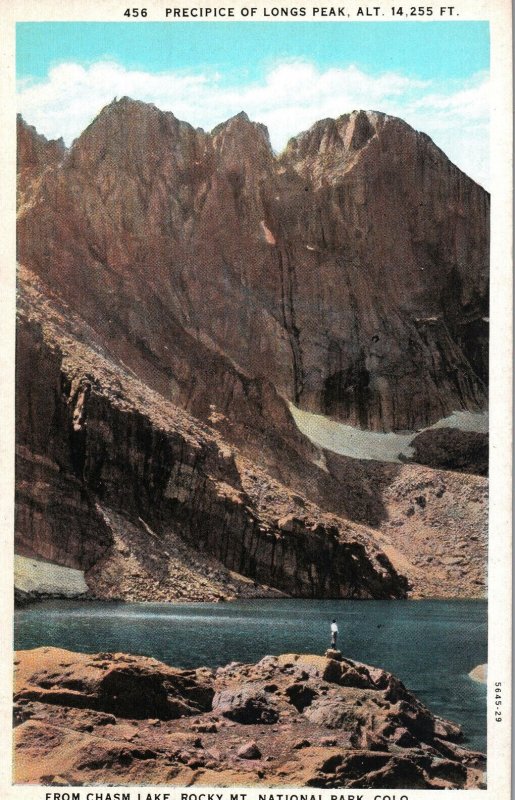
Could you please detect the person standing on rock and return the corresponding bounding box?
[330,619,338,648]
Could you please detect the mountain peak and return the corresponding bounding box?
[17,114,65,151]
[282,109,391,161]
[66,96,203,172]
[17,115,66,204]
[212,110,268,137]
[211,111,273,163]
[93,95,178,124]
[232,110,250,122]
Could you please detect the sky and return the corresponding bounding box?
[16,22,490,188]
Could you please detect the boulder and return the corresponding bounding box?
[237,741,262,759]
[212,687,279,724]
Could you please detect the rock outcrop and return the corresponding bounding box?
[13,647,486,788]
[469,664,487,684]
[408,428,488,475]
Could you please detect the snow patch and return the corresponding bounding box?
[288,404,488,463]
[15,555,88,597]
[430,410,488,434]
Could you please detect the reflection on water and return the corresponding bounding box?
[15,598,487,752]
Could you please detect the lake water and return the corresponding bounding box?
[14,598,487,752]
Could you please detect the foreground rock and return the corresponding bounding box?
[14,647,486,788]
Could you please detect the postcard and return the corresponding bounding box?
[0,1,512,799]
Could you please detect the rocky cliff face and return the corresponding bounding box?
[14,647,486,788]
[16,267,408,600]
[278,111,489,426]
[15,102,489,599]
[17,100,488,433]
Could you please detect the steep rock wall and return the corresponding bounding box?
[17,102,488,433]
[15,319,112,569]
[15,285,407,600]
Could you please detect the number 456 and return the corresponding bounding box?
[124,8,148,16]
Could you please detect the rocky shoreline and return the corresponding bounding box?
[14,647,485,788]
